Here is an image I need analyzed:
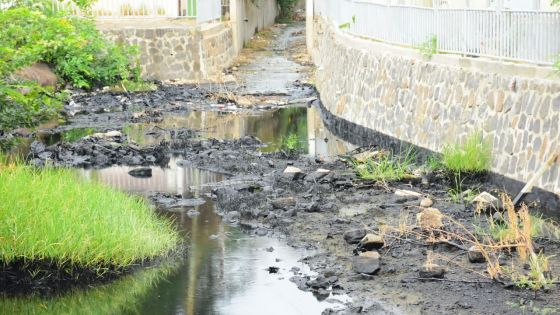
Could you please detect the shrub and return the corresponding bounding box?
[0,162,179,268]
[0,3,140,131]
[442,131,492,174]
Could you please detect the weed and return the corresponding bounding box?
[281,133,301,155]
[0,161,179,268]
[425,154,442,171]
[442,131,492,174]
[417,35,438,59]
[353,148,416,183]
[61,127,95,142]
[447,173,479,203]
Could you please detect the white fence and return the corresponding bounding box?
[51,0,222,22]
[315,0,560,65]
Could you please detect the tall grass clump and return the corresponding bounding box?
[442,131,492,174]
[0,162,179,268]
[353,148,416,183]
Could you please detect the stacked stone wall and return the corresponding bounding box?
[103,23,235,81]
[312,17,560,197]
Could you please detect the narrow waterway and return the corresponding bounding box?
[1,24,359,314]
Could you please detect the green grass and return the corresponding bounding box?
[0,263,177,315]
[0,162,179,268]
[353,148,415,182]
[442,131,492,174]
[61,128,95,142]
[417,35,438,59]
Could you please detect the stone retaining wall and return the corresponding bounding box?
[311,17,560,198]
[103,23,235,81]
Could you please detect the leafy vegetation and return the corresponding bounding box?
[442,131,492,174]
[0,1,142,131]
[353,148,416,182]
[0,161,179,268]
[280,132,301,155]
[417,35,438,59]
[277,0,298,22]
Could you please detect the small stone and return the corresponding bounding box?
[352,150,383,163]
[419,264,446,278]
[186,209,200,217]
[271,197,296,209]
[416,208,444,230]
[352,251,380,275]
[467,246,486,263]
[343,229,367,244]
[255,228,268,236]
[305,168,331,182]
[472,192,500,211]
[419,197,433,208]
[283,166,306,180]
[394,189,422,197]
[358,233,385,250]
[128,167,152,178]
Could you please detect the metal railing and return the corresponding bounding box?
[52,0,222,22]
[315,0,560,65]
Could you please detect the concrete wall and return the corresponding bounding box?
[103,22,235,81]
[311,16,560,198]
[230,0,279,54]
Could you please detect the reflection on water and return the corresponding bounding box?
[77,155,224,195]
[86,159,347,314]
[2,156,346,314]
[0,262,177,315]
[126,106,356,160]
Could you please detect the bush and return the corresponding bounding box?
[442,131,492,174]
[0,162,179,267]
[0,3,140,131]
[353,148,416,182]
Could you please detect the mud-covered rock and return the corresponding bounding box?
[467,246,486,263]
[357,233,385,251]
[419,264,446,279]
[416,207,444,230]
[128,167,152,178]
[352,251,380,275]
[271,197,296,209]
[343,229,367,244]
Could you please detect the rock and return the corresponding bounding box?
[283,166,306,180]
[255,227,268,236]
[186,209,200,217]
[30,141,46,154]
[128,167,152,178]
[419,197,433,208]
[472,192,500,211]
[467,246,486,263]
[224,211,240,222]
[267,266,279,273]
[271,197,296,209]
[13,62,57,88]
[343,229,367,244]
[394,189,422,198]
[416,207,444,230]
[358,233,385,250]
[352,150,383,163]
[175,198,206,207]
[304,168,331,182]
[93,130,122,139]
[352,251,380,274]
[419,264,446,278]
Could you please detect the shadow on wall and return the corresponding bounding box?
[231,0,279,53]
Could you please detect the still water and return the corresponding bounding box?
[2,106,354,314]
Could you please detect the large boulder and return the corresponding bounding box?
[13,62,58,89]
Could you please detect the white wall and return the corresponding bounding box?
[230,0,279,54]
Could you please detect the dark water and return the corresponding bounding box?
[2,106,353,314]
[123,106,356,160]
